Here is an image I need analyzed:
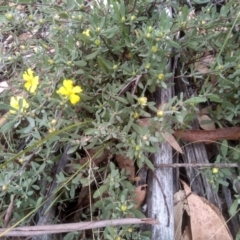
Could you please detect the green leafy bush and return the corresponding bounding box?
[1,0,240,239]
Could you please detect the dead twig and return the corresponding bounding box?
[0,218,159,237]
[155,163,240,168]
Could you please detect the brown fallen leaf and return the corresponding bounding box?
[197,114,216,130]
[161,132,183,154]
[115,155,135,181]
[132,184,147,209]
[174,190,186,240]
[181,180,233,240]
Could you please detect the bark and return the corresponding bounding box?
[147,6,175,238]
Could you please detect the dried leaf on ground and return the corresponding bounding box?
[161,132,183,154]
[197,108,216,131]
[180,180,233,240]
[132,184,147,209]
[174,190,186,240]
[115,155,135,180]
[194,52,215,74]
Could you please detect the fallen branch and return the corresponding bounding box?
[155,163,239,168]
[174,127,240,142]
[0,218,159,237]
[138,118,240,142]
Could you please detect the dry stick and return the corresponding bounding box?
[155,163,240,168]
[174,127,240,142]
[0,218,159,237]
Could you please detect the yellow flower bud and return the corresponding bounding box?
[157,110,164,117]
[5,13,13,20]
[2,185,8,191]
[146,33,151,38]
[113,65,118,70]
[121,205,127,212]
[51,119,57,125]
[148,26,153,32]
[145,63,151,69]
[138,97,147,106]
[133,112,139,119]
[151,45,158,53]
[135,145,141,151]
[212,168,219,174]
[131,15,136,21]
[158,73,165,81]
[95,39,101,46]
[48,59,54,64]
[28,15,34,20]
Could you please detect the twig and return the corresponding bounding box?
[155,163,240,168]
[118,74,142,95]
[0,218,159,237]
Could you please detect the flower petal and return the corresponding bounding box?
[72,86,83,93]
[24,82,32,92]
[63,79,73,89]
[69,94,80,105]
[57,86,68,95]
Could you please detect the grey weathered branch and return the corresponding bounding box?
[0,218,159,237]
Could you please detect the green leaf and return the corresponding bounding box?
[0,103,15,111]
[167,39,181,49]
[93,185,108,198]
[131,123,142,134]
[114,96,128,104]
[1,119,16,133]
[184,96,207,104]
[86,50,100,60]
[229,199,239,216]
[221,140,228,158]
[207,94,223,103]
[144,158,154,170]
[77,33,92,44]
[74,60,87,67]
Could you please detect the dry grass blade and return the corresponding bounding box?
[3,196,15,228]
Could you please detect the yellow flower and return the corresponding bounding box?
[10,96,29,114]
[23,68,39,93]
[83,29,90,36]
[57,79,83,105]
[138,97,147,106]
